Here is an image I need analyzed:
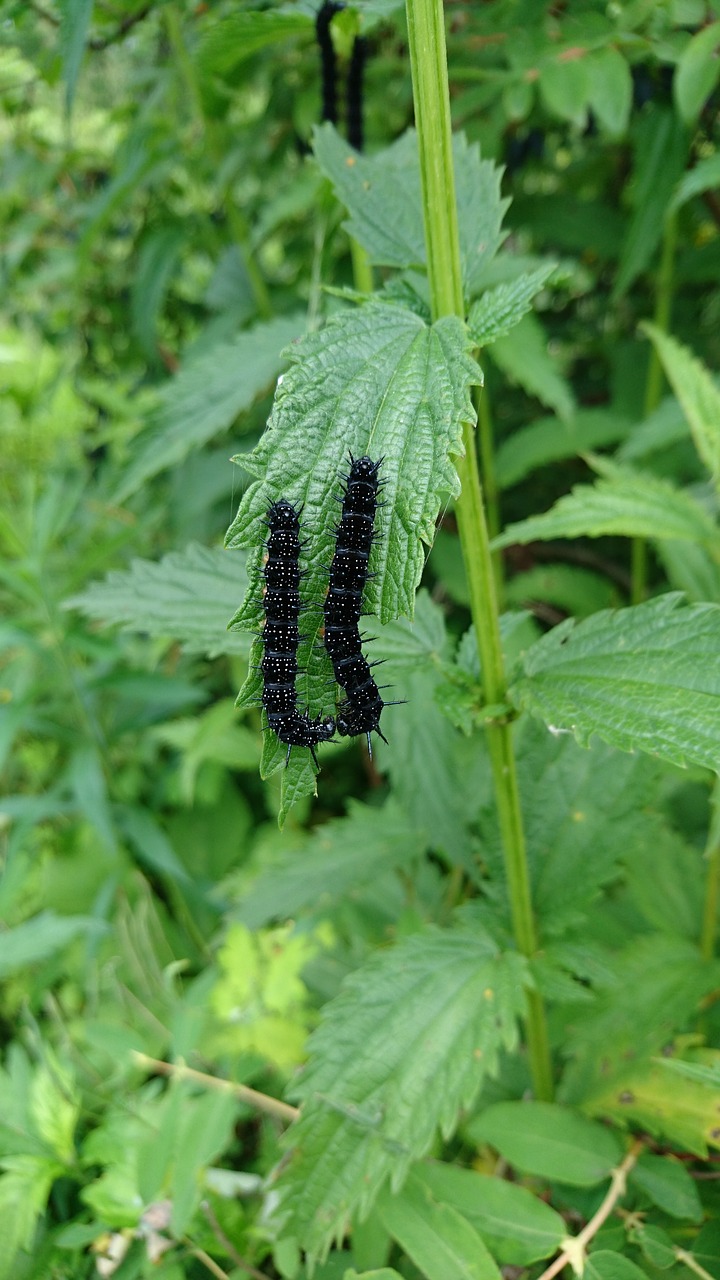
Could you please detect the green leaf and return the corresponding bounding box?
[675,22,720,123]
[670,152,720,214]
[586,47,633,137]
[276,929,528,1261]
[488,313,575,421]
[197,11,311,79]
[376,1174,501,1280]
[0,912,106,979]
[470,1101,621,1187]
[65,543,248,657]
[584,1251,647,1280]
[131,226,185,361]
[58,0,93,115]
[630,1153,702,1221]
[613,109,687,300]
[0,1155,60,1280]
[115,316,302,500]
[495,409,630,488]
[415,1164,565,1266]
[590,1057,720,1155]
[467,264,556,348]
[634,1222,676,1271]
[504,565,619,618]
[642,323,720,487]
[313,126,508,299]
[29,1059,79,1164]
[539,57,589,126]
[508,593,720,773]
[478,718,666,938]
[344,1273,404,1280]
[235,800,425,928]
[493,461,720,551]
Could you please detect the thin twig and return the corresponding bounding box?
[676,1248,717,1280]
[202,1202,272,1280]
[131,1052,299,1124]
[189,1245,231,1280]
[536,1139,644,1280]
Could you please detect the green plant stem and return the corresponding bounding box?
[475,382,503,602]
[163,5,272,320]
[700,779,720,961]
[405,0,553,1102]
[350,238,374,293]
[631,212,679,603]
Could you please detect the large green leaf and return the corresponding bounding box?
[642,323,720,487]
[467,264,556,348]
[234,800,426,928]
[276,929,528,1260]
[509,593,720,773]
[313,126,508,299]
[581,1057,720,1157]
[494,461,720,551]
[487,313,575,421]
[115,315,302,500]
[415,1164,565,1266]
[376,1174,501,1280]
[0,912,106,978]
[65,544,248,657]
[469,1101,621,1187]
[224,301,478,800]
[670,152,720,215]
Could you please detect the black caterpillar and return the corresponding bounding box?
[261,500,334,767]
[323,456,391,757]
[346,34,367,152]
[315,1,343,126]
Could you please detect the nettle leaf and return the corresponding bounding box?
[313,125,508,300]
[470,1101,621,1187]
[495,408,630,489]
[234,800,426,929]
[487,313,575,421]
[276,928,528,1261]
[376,1173,501,1280]
[561,935,720,1108]
[415,1163,564,1267]
[478,719,666,938]
[467,264,556,348]
[508,593,720,773]
[642,323,720,487]
[115,315,302,500]
[493,460,720,551]
[225,301,478,797]
[65,544,247,657]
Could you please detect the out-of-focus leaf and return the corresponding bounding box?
[642,323,720,487]
[130,225,185,361]
[65,544,248,657]
[415,1163,565,1266]
[674,22,720,123]
[469,1101,621,1187]
[376,1174,501,1280]
[488,313,575,421]
[629,1153,702,1221]
[586,47,633,137]
[495,409,629,488]
[584,1252,648,1280]
[115,315,302,499]
[670,152,720,214]
[197,11,311,79]
[0,913,107,978]
[613,109,687,299]
[58,0,93,114]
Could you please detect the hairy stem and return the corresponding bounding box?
[475,382,503,601]
[405,0,552,1101]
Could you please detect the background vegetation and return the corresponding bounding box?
[3,1,720,1277]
